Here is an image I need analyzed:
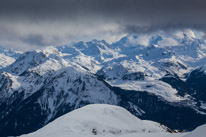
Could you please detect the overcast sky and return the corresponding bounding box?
[0,0,206,51]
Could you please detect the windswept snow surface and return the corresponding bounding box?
[183,124,206,137]
[21,104,184,137]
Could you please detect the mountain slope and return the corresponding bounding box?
[20,104,181,137]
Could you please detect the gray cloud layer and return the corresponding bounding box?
[0,0,206,50]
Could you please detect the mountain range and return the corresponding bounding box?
[0,33,206,136]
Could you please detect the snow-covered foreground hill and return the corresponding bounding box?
[20,104,184,137]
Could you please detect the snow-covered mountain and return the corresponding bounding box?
[21,104,181,137]
[0,46,21,69]
[57,34,206,102]
[0,45,21,59]
[0,47,119,136]
[0,31,206,136]
[56,33,206,130]
[0,54,15,69]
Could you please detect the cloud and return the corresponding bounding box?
[158,38,179,47]
[0,19,125,51]
[128,35,150,46]
[0,0,206,50]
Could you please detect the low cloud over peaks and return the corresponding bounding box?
[0,0,206,50]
